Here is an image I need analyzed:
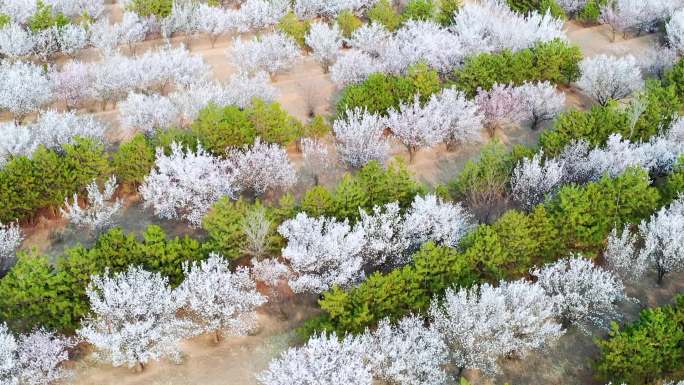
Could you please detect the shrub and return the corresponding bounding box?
[202,198,283,260]
[301,115,331,138]
[191,104,256,154]
[0,226,204,333]
[27,1,70,32]
[277,12,311,47]
[127,0,173,17]
[368,0,401,31]
[246,99,302,145]
[112,133,155,185]
[436,0,461,25]
[401,0,435,21]
[577,0,602,23]
[595,296,684,385]
[301,186,336,217]
[0,138,110,223]
[452,39,582,96]
[506,0,565,19]
[539,103,629,156]
[662,157,684,203]
[336,10,363,38]
[336,63,441,116]
[549,167,660,253]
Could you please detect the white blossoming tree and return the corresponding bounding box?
[179,253,266,342]
[305,22,343,72]
[386,96,446,162]
[603,226,646,282]
[430,280,563,376]
[0,60,52,121]
[0,23,34,59]
[510,152,566,210]
[278,212,366,293]
[119,93,179,134]
[61,176,122,233]
[49,61,94,110]
[475,83,528,134]
[358,202,410,267]
[140,143,236,227]
[301,138,336,185]
[667,8,684,53]
[402,194,474,249]
[577,55,644,106]
[428,88,483,150]
[530,256,628,333]
[77,266,194,371]
[333,108,390,168]
[257,332,373,385]
[518,81,566,129]
[230,33,301,77]
[228,138,297,196]
[637,197,684,284]
[15,329,75,385]
[0,222,22,273]
[364,315,449,385]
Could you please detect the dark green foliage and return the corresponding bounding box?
[301,186,336,217]
[549,168,660,253]
[435,0,461,25]
[577,0,602,23]
[336,63,441,116]
[539,103,630,156]
[201,198,252,260]
[0,13,10,27]
[247,99,302,145]
[663,58,684,97]
[452,39,582,96]
[127,0,173,17]
[301,115,331,138]
[662,157,684,203]
[368,0,401,31]
[301,160,424,221]
[0,138,109,223]
[191,104,257,153]
[630,81,683,140]
[112,133,155,185]
[191,100,302,154]
[0,226,204,333]
[540,82,681,157]
[278,12,310,47]
[27,1,70,32]
[595,296,684,385]
[401,0,435,21]
[336,10,362,38]
[506,0,565,19]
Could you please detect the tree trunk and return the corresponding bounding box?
[134,362,144,373]
[213,329,222,344]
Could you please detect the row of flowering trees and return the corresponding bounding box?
[0,45,209,120]
[259,254,630,384]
